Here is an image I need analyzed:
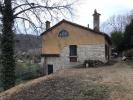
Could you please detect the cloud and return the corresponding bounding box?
[73,0,133,29]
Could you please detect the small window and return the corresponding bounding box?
[58,30,69,37]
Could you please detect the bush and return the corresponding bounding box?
[125,49,133,60]
[15,62,43,82]
[84,60,104,67]
[125,59,133,67]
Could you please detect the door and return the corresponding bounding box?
[48,64,53,74]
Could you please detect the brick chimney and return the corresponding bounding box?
[93,9,101,31]
[45,21,50,30]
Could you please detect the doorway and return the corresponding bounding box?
[48,64,53,74]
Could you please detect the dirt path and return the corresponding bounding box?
[0,62,133,100]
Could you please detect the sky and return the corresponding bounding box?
[72,0,133,29]
[13,0,133,35]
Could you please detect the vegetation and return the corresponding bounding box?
[0,0,75,90]
[111,31,123,50]
[102,10,133,53]
[1,0,15,90]
[101,10,133,33]
[117,19,133,51]
[84,60,104,67]
[15,62,43,82]
[0,62,43,92]
[76,84,110,100]
[1,62,133,100]
[123,19,133,47]
[125,59,133,67]
[124,49,133,59]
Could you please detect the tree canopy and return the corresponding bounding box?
[102,10,133,52]
[111,31,123,49]
[124,19,133,45]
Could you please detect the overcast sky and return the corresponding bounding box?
[72,0,133,29]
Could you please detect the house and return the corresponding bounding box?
[41,10,111,74]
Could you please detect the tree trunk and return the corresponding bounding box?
[1,0,15,90]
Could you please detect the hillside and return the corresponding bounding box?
[0,62,133,100]
[15,34,41,52]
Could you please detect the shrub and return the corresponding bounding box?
[15,62,43,81]
[84,60,104,67]
[125,49,133,60]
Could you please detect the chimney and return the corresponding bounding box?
[93,9,101,31]
[88,24,89,28]
[45,21,50,30]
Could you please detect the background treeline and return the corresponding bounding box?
[102,10,133,56]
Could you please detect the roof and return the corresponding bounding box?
[41,19,111,44]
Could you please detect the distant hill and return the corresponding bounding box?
[15,34,41,53]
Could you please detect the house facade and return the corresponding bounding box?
[41,10,111,74]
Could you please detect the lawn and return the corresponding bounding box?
[0,61,133,100]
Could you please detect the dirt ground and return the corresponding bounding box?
[0,61,133,100]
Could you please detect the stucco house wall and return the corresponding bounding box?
[42,22,106,55]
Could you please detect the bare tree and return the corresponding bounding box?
[101,10,133,34]
[0,0,76,90]
[13,0,75,34]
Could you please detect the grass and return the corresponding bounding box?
[76,84,110,100]
[1,62,133,100]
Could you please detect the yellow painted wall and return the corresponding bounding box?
[42,22,107,54]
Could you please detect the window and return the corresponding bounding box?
[69,45,77,62]
[70,45,77,56]
[70,57,77,62]
[58,30,69,37]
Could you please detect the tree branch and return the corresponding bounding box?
[14,4,72,17]
[15,16,38,30]
[13,3,32,11]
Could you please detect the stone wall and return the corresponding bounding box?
[44,44,106,72]
[77,44,106,62]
